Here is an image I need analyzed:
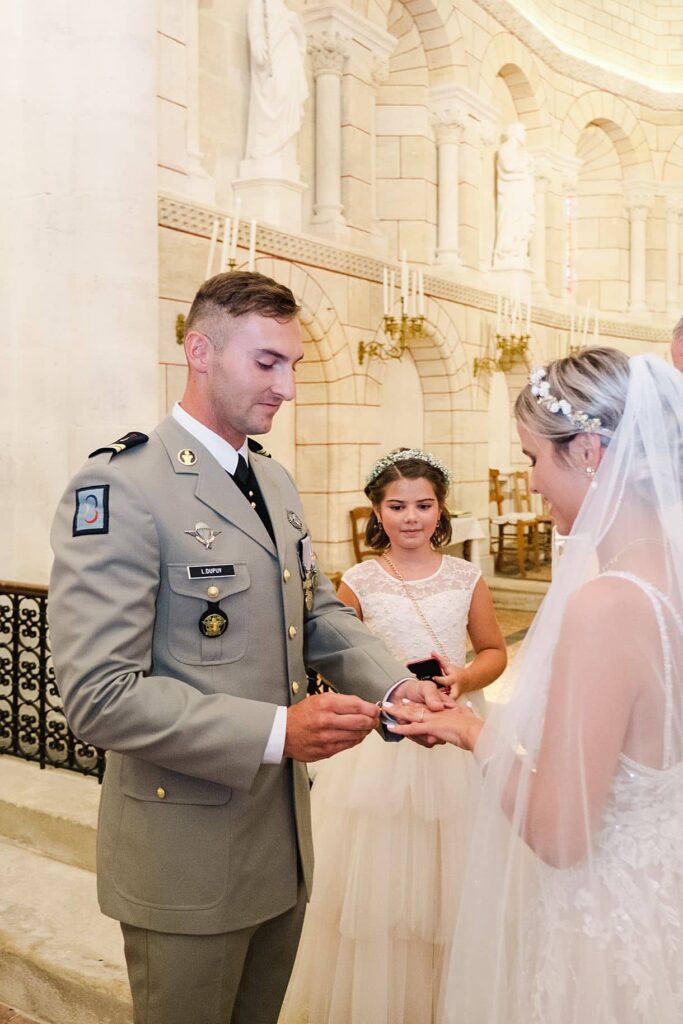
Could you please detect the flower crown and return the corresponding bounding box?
[365,448,451,487]
[528,366,604,433]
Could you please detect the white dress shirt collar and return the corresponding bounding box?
[172,402,248,475]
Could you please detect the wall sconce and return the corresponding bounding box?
[473,331,531,377]
[358,298,426,364]
[175,314,186,346]
[359,259,427,364]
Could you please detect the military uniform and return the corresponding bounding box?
[48,415,409,1021]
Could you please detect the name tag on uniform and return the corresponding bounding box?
[187,564,235,579]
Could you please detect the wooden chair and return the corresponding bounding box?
[349,506,375,563]
[489,469,539,578]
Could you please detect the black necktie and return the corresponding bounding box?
[234,454,249,489]
[230,455,275,543]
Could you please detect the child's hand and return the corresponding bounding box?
[431,651,470,700]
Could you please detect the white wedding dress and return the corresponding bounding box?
[513,572,683,1023]
[281,556,484,1024]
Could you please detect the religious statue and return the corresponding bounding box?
[492,122,535,269]
[244,0,309,169]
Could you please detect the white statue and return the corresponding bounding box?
[492,122,535,269]
[245,0,309,167]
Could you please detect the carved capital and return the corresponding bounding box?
[665,191,683,216]
[624,186,655,216]
[432,107,467,145]
[308,31,350,75]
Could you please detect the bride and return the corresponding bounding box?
[392,348,683,1022]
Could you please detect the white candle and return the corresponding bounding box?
[382,267,388,316]
[248,219,256,272]
[526,300,531,334]
[220,217,230,272]
[401,250,408,302]
[389,270,396,312]
[230,198,241,260]
[206,219,219,278]
[496,293,501,334]
[418,269,425,316]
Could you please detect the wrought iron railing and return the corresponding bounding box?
[0,581,105,781]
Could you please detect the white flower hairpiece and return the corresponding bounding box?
[365,448,452,486]
[528,366,604,433]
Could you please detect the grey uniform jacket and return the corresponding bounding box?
[48,416,409,935]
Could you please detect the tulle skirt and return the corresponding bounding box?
[280,724,482,1024]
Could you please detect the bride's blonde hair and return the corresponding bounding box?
[515,347,630,454]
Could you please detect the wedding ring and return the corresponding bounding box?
[418,707,425,722]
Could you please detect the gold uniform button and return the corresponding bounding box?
[288,625,297,639]
[156,787,166,800]
[291,680,300,695]
[250,501,257,508]
[207,585,219,599]
[283,569,291,582]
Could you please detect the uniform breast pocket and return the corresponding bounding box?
[166,562,251,665]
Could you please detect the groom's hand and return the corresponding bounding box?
[284,692,381,762]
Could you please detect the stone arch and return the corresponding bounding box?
[360,295,488,518]
[366,0,468,82]
[476,33,552,146]
[559,91,653,178]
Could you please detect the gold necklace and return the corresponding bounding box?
[381,551,449,661]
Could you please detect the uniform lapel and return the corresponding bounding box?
[249,454,287,561]
[156,417,277,556]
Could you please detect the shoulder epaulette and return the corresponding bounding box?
[248,437,271,458]
[89,431,149,459]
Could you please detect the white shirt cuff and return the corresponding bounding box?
[262,705,288,764]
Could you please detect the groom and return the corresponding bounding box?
[48,271,446,1024]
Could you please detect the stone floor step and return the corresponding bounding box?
[486,574,548,611]
[0,759,98,872]
[0,833,131,1024]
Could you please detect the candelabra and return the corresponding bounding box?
[473,331,531,377]
[358,299,426,364]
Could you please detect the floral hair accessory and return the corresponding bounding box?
[365,448,452,486]
[528,366,604,433]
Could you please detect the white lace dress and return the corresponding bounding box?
[514,572,683,1023]
[281,556,484,1024]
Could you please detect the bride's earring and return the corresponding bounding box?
[585,466,597,490]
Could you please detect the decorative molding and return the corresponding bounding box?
[302,3,396,63]
[624,181,656,214]
[475,0,683,111]
[157,193,672,343]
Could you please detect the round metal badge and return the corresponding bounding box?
[177,448,197,466]
[199,607,228,637]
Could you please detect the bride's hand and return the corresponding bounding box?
[388,702,483,751]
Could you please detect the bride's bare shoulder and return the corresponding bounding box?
[564,574,654,631]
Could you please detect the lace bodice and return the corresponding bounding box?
[342,556,480,667]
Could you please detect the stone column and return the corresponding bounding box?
[308,31,350,228]
[370,57,390,247]
[625,189,653,315]
[0,1,158,583]
[665,193,683,318]
[433,110,466,270]
[184,0,213,202]
[530,159,551,297]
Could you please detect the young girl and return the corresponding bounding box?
[281,448,506,1024]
